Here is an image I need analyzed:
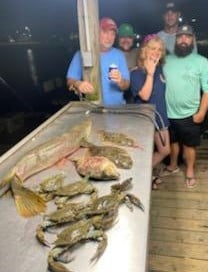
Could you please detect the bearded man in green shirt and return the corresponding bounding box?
[162,25,208,188]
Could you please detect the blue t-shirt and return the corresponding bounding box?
[130,66,169,128]
[66,48,129,105]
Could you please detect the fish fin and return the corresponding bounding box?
[11,180,46,217]
[0,168,17,197]
[0,168,16,190]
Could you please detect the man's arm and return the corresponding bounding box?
[117,78,130,91]
[67,78,94,94]
[109,52,130,91]
[194,92,208,123]
[66,51,94,94]
[109,69,130,91]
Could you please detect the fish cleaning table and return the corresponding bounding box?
[0,102,154,272]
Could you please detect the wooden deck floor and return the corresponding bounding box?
[149,138,208,272]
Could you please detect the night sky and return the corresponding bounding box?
[0,0,207,114]
[0,0,207,42]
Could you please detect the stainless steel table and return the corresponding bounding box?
[0,102,154,272]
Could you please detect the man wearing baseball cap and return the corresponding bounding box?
[157,2,197,54]
[157,2,181,54]
[118,23,138,70]
[162,24,208,188]
[117,23,138,103]
[66,17,130,105]
[176,24,194,36]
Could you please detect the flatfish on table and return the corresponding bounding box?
[0,119,92,217]
[81,141,133,169]
[98,130,142,148]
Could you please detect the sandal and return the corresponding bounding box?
[160,166,180,177]
[152,176,162,190]
[185,176,197,188]
[152,181,158,190]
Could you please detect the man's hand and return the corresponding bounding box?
[109,69,129,90]
[109,69,122,85]
[75,80,94,94]
[193,112,205,123]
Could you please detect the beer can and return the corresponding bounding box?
[108,63,118,80]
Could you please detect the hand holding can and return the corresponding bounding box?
[108,63,118,80]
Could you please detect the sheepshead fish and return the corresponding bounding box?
[82,141,133,169]
[0,119,92,217]
[74,156,120,180]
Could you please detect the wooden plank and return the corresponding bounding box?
[77,0,101,102]
[151,216,208,232]
[152,190,208,201]
[157,181,208,193]
[149,240,208,260]
[149,139,208,272]
[149,254,208,272]
[150,228,208,244]
[151,207,208,220]
[159,171,208,181]
[151,197,208,209]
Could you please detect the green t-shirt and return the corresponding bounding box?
[163,53,208,119]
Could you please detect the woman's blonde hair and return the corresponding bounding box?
[137,35,166,70]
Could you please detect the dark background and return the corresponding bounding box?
[0,0,207,41]
[0,0,207,153]
[0,0,207,114]
[0,0,207,40]
[0,0,208,113]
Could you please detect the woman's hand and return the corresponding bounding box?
[145,57,159,76]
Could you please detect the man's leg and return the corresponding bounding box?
[183,145,197,187]
[168,142,180,170]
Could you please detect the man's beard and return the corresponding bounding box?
[119,42,133,52]
[174,43,194,57]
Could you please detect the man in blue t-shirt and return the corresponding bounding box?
[66,17,130,105]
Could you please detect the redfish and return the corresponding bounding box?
[74,155,120,180]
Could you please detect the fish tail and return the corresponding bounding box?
[11,179,46,217]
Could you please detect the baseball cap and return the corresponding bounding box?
[118,23,135,37]
[100,17,117,32]
[163,2,180,13]
[176,25,194,36]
